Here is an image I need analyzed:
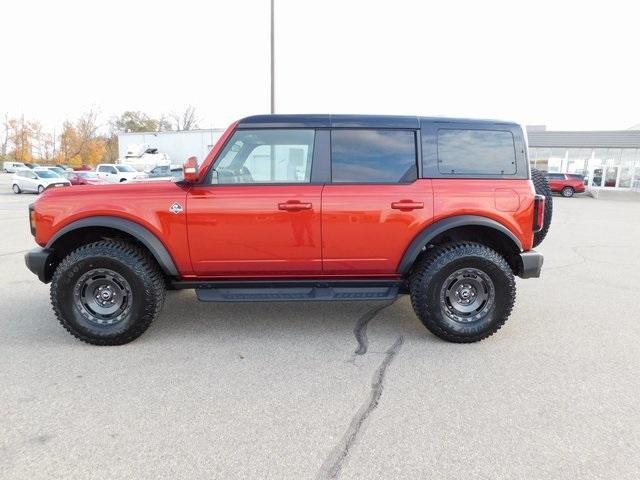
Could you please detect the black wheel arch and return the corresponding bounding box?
[46,216,179,277]
[398,215,523,276]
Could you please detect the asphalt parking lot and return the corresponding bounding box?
[1,173,640,480]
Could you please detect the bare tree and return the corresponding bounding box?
[171,105,200,131]
[1,113,9,160]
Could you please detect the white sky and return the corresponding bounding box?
[1,0,639,131]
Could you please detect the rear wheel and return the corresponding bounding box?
[531,168,552,247]
[37,185,45,194]
[410,242,516,343]
[12,184,21,194]
[561,186,574,197]
[50,240,165,345]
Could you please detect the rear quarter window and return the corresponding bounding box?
[437,129,517,175]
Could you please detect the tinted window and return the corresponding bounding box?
[331,129,417,183]
[437,129,516,175]
[213,129,314,184]
[546,173,565,180]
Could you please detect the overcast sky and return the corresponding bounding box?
[1,0,639,131]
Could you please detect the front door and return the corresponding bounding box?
[187,128,322,277]
[321,129,433,275]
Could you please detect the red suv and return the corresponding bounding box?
[24,115,550,345]
[546,173,585,197]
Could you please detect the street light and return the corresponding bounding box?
[270,0,275,114]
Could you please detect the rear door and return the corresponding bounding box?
[187,128,323,276]
[322,128,433,274]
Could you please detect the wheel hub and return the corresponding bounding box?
[73,268,132,325]
[440,268,495,323]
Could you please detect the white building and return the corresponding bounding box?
[117,129,225,168]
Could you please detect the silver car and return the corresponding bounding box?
[12,168,71,194]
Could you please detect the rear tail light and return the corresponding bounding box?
[533,194,545,232]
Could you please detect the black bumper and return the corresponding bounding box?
[518,250,544,279]
[24,247,54,283]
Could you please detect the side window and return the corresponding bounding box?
[330,129,417,183]
[108,166,118,174]
[97,166,105,172]
[212,129,314,184]
[437,129,517,175]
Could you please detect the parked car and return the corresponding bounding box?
[3,161,26,173]
[62,171,109,186]
[73,164,93,171]
[143,165,183,180]
[24,163,42,169]
[545,172,586,197]
[12,168,71,194]
[24,114,550,346]
[95,163,147,183]
[43,166,67,176]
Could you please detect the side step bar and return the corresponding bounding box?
[171,279,402,302]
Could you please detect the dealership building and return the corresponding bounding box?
[527,126,640,192]
[117,124,640,193]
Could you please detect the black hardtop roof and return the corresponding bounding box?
[237,114,519,129]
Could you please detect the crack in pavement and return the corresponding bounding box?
[352,299,396,357]
[316,336,404,480]
[0,249,28,257]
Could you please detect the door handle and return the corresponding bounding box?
[278,201,313,211]
[391,200,424,211]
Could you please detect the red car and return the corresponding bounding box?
[63,171,109,186]
[73,164,93,171]
[25,115,550,346]
[545,173,585,197]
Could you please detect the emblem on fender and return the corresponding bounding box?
[169,202,183,214]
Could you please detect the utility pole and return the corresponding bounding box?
[270,0,275,114]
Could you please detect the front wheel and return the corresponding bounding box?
[37,185,45,194]
[12,184,21,194]
[410,242,516,343]
[561,186,574,197]
[50,240,165,345]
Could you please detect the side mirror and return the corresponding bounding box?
[183,156,198,183]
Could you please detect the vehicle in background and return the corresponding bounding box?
[3,161,26,173]
[545,173,586,197]
[24,163,42,169]
[143,165,183,180]
[55,164,73,171]
[95,163,148,183]
[43,166,67,176]
[62,171,109,186]
[12,168,71,194]
[73,164,93,171]
[118,144,170,172]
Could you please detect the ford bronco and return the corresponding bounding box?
[24,115,551,345]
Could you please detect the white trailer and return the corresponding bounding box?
[117,129,225,171]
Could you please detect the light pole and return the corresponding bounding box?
[270,0,275,114]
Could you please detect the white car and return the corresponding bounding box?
[3,161,27,173]
[95,164,147,183]
[12,168,71,194]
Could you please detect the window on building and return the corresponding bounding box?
[437,129,516,175]
[330,129,417,183]
[212,129,315,184]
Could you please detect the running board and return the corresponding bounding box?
[182,280,401,302]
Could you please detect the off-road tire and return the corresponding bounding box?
[531,168,552,247]
[50,240,165,345]
[12,184,21,194]
[561,186,574,198]
[410,242,516,343]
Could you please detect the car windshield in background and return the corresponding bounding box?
[115,165,136,172]
[35,170,60,178]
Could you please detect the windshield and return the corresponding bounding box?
[115,165,136,172]
[35,170,60,178]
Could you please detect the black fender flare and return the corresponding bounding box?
[397,215,523,274]
[46,216,179,276]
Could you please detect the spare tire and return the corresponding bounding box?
[531,168,552,247]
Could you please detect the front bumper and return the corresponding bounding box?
[518,250,544,279]
[24,247,54,283]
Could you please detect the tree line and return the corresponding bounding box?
[0,106,200,167]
